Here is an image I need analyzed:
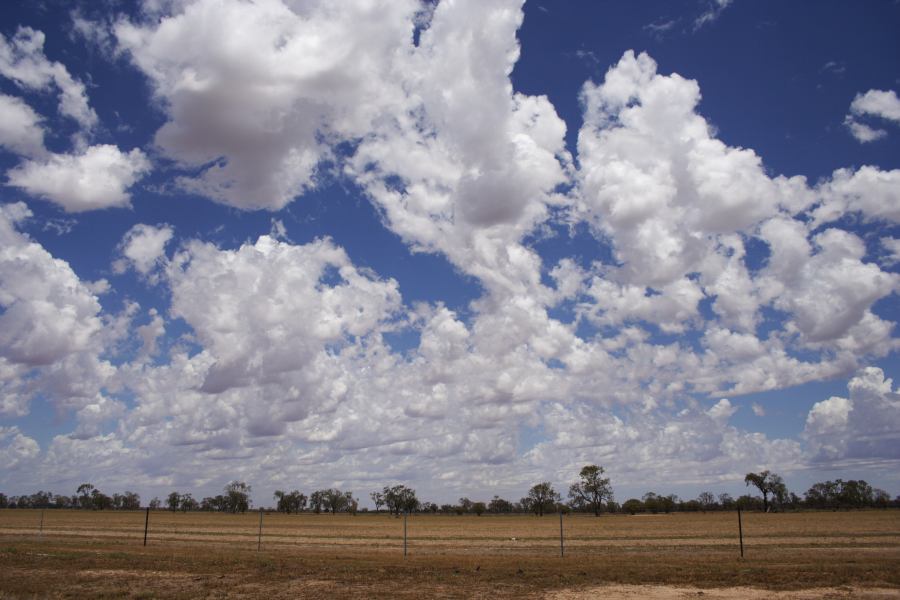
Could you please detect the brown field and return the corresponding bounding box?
[1,509,899,598]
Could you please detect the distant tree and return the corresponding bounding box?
[527,482,560,517]
[519,496,534,514]
[112,491,141,510]
[29,491,53,509]
[370,491,385,512]
[568,465,613,516]
[439,504,455,514]
[0,493,8,508]
[659,494,678,514]
[458,497,473,513]
[718,493,734,510]
[309,490,326,514]
[642,492,660,514]
[744,471,786,512]
[149,497,161,510]
[180,493,198,511]
[91,489,113,510]
[682,499,701,512]
[383,485,418,515]
[697,491,716,511]
[323,489,351,514]
[839,480,874,509]
[874,488,891,509]
[274,490,307,514]
[224,481,251,513]
[488,496,513,513]
[736,494,763,511]
[421,502,439,513]
[77,483,95,509]
[622,499,642,515]
[472,501,486,516]
[167,492,181,512]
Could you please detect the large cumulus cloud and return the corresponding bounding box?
[3,1,900,500]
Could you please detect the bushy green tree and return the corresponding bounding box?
[527,482,560,516]
[568,465,613,516]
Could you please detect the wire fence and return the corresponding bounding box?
[3,508,897,558]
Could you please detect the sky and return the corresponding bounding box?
[1,0,899,508]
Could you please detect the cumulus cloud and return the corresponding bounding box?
[0,427,40,473]
[805,367,900,462]
[116,0,569,301]
[845,89,900,143]
[0,26,97,131]
[882,238,900,266]
[5,3,900,499]
[7,145,151,212]
[166,234,403,395]
[114,0,422,210]
[0,202,103,366]
[812,166,900,226]
[0,202,122,428]
[0,93,46,157]
[0,27,153,212]
[577,50,797,288]
[114,223,174,277]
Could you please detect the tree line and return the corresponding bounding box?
[2,468,897,514]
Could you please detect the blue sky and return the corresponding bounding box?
[1,0,899,507]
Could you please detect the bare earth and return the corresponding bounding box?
[547,585,900,599]
[1,510,898,598]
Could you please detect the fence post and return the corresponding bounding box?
[143,507,150,546]
[737,508,744,558]
[403,511,408,558]
[39,509,44,538]
[257,509,264,552]
[559,511,564,558]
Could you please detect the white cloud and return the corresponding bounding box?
[116,0,570,304]
[882,237,900,266]
[845,117,887,143]
[114,0,422,210]
[0,93,46,157]
[805,367,900,462]
[5,4,900,499]
[576,50,799,288]
[0,202,122,427]
[114,223,174,276]
[7,144,151,212]
[694,0,734,31]
[0,26,97,131]
[0,427,40,474]
[0,202,103,367]
[812,166,900,226]
[850,89,900,123]
[166,234,403,395]
[764,227,896,345]
[845,89,900,143]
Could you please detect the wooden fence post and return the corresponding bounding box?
[257,509,264,552]
[559,511,564,558]
[143,507,150,547]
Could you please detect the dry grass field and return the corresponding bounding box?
[1,509,899,598]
